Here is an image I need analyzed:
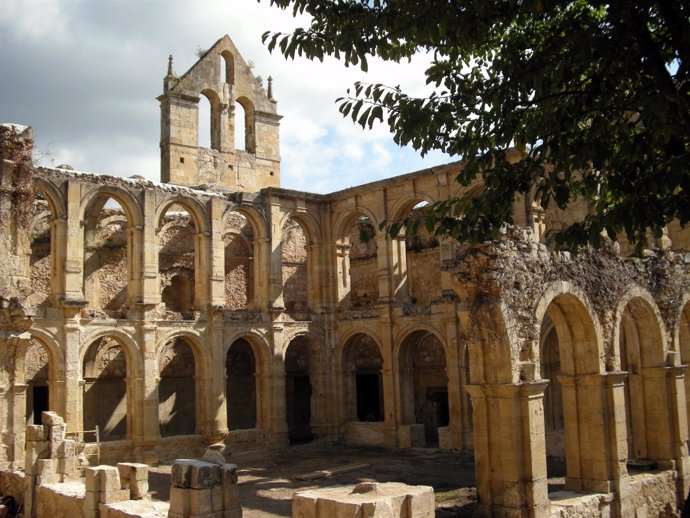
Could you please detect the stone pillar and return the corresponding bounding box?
[136,322,160,452]
[642,366,690,501]
[138,190,159,305]
[62,319,81,439]
[267,201,284,310]
[467,381,550,518]
[194,231,211,309]
[208,198,225,309]
[62,181,86,303]
[559,373,628,496]
[268,328,288,446]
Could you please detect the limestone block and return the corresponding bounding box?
[131,479,149,500]
[58,439,77,459]
[25,440,49,474]
[170,486,190,515]
[84,490,100,511]
[222,510,242,518]
[100,489,130,504]
[211,484,223,512]
[48,422,67,442]
[221,464,238,486]
[189,487,213,514]
[172,460,195,488]
[190,462,220,490]
[59,456,79,476]
[26,424,46,442]
[100,466,122,493]
[85,467,101,492]
[35,458,56,479]
[41,411,64,426]
[437,427,452,451]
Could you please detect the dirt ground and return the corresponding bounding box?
[148,442,480,517]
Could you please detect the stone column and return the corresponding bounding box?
[466,381,550,518]
[268,327,288,446]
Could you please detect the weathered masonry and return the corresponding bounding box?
[2,35,690,518]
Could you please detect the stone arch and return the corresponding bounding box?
[81,190,134,312]
[225,333,270,431]
[33,177,66,219]
[157,335,199,437]
[396,328,449,444]
[28,180,64,307]
[81,334,136,441]
[79,185,143,229]
[155,196,209,235]
[535,283,611,492]
[613,287,668,369]
[339,332,385,423]
[156,198,208,313]
[387,195,440,305]
[614,288,671,463]
[200,88,222,151]
[280,214,312,313]
[283,333,321,443]
[334,210,379,309]
[15,334,60,425]
[534,283,604,376]
[235,96,256,153]
[222,209,255,309]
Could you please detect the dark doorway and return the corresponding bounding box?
[287,375,312,443]
[356,373,382,421]
[29,385,49,425]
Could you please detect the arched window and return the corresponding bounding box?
[198,94,212,149]
[221,50,234,85]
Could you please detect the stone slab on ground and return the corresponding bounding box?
[293,481,434,518]
[105,498,169,518]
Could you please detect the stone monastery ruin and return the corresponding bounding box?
[2,35,690,518]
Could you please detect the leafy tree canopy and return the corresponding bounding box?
[262,0,689,250]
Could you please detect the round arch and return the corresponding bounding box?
[332,207,380,243]
[79,185,144,229]
[80,328,142,380]
[156,329,209,381]
[387,193,436,225]
[534,282,604,376]
[33,177,66,220]
[155,195,210,236]
[612,286,668,369]
[280,210,322,248]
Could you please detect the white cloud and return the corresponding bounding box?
[0,0,451,194]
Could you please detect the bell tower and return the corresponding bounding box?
[158,35,281,191]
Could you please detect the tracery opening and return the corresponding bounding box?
[285,337,313,443]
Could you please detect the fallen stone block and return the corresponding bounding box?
[41,411,64,426]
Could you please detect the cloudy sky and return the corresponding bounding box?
[0,0,450,194]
